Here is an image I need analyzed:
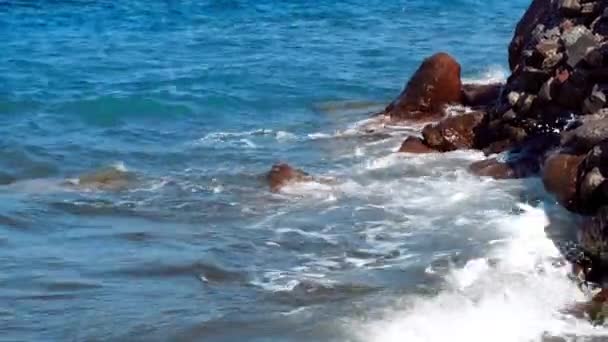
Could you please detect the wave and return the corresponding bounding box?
[355,204,605,342]
[462,65,508,85]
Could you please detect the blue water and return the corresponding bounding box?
[5,1,595,341]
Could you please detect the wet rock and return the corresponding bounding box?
[385,53,462,121]
[469,158,517,179]
[578,206,608,264]
[562,114,608,152]
[267,163,312,192]
[542,152,585,210]
[461,83,502,108]
[398,136,436,154]
[421,111,486,152]
[582,86,607,114]
[577,142,608,213]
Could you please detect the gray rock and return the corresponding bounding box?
[564,29,599,68]
[562,115,608,151]
[562,26,593,47]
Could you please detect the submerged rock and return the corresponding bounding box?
[267,163,313,192]
[469,158,518,179]
[65,166,135,191]
[397,136,436,154]
[385,53,462,122]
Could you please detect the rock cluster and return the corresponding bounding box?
[266,0,608,299]
[388,0,608,294]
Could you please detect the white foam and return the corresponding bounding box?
[111,161,128,172]
[275,130,298,142]
[355,205,606,342]
[462,65,508,85]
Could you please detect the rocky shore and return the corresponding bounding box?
[267,0,608,312]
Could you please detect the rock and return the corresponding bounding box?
[559,0,581,17]
[538,78,555,101]
[385,53,462,121]
[510,67,551,93]
[508,0,554,70]
[67,166,135,191]
[461,83,502,108]
[564,28,599,68]
[469,158,517,179]
[582,86,606,114]
[536,39,560,58]
[577,142,608,213]
[398,136,436,154]
[581,1,600,16]
[421,111,486,152]
[555,79,588,110]
[469,154,541,179]
[267,163,312,192]
[542,152,585,210]
[562,115,608,152]
[578,206,608,264]
[542,52,564,69]
[508,91,522,106]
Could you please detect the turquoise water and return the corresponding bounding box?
[6,1,603,341]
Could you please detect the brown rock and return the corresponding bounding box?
[398,136,436,154]
[421,111,486,152]
[386,53,462,121]
[267,163,312,192]
[542,153,585,210]
[461,83,503,108]
[469,158,517,179]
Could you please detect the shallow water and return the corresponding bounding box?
[2,0,607,341]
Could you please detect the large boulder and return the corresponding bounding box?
[421,111,486,152]
[398,136,436,154]
[267,163,312,192]
[385,53,463,121]
[542,152,585,210]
